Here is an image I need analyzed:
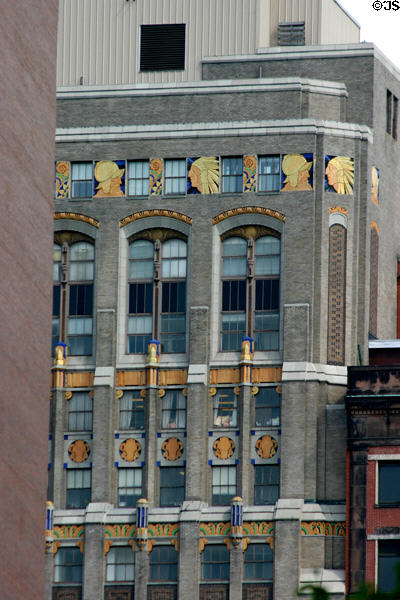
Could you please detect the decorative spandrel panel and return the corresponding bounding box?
[325,156,354,195]
[187,157,219,194]
[94,160,125,197]
[281,154,313,191]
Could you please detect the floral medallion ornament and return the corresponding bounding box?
[161,437,183,461]
[119,438,142,462]
[68,440,90,463]
[255,435,278,459]
[213,436,235,460]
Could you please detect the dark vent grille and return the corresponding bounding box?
[140,24,185,71]
[278,22,305,46]
[105,588,133,600]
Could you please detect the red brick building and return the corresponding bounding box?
[346,343,400,593]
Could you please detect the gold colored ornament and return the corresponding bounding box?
[158,389,166,398]
[116,389,123,399]
[209,387,217,397]
[68,440,90,463]
[255,435,278,459]
[182,388,188,397]
[251,386,259,396]
[119,438,142,462]
[65,391,73,400]
[161,437,184,461]
[88,390,94,398]
[140,389,147,398]
[213,437,235,460]
[233,386,240,396]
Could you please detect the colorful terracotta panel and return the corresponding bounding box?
[149,158,163,195]
[161,437,184,461]
[93,160,125,197]
[243,155,257,192]
[255,435,278,459]
[187,156,219,194]
[55,161,70,199]
[68,439,90,463]
[325,155,354,195]
[213,436,235,460]
[281,153,313,191]
[327,223,347,365]
[371,166,380,205]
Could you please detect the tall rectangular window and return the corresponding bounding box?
[68,392,93,431]
[213,388,237,428]
[212,466,236,505]
[119,392,145,430]
[66,469,91,509]
[165,159,186,195]
[378,462,400,505]
[160,466,185,507]
[387,89,398,139]
[54,547,83,583]
[258,156,281,192]
[254,465,279,505]
[127,160,149,196]
[71,162,92,198]
[149,546,178,581]
[255,387,280,427]
[378,541,400,593]
[201,545,230,580]
[118,468,142,507]
[106,546,135,582]
[128,238,187,354]
[244,544,273,580]
[140,24,185,72]
[222,157,243,193]
[162,389,186,429]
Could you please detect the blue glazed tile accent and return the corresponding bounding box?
[208,459,212,465]
[157,461,161,467]
[114,461,118,467]
[235,431,239,436]
[64,434,68,440]
[157,432,161,438]
[141,461,145,466]
[251,459,255,465]
[235,459,239,465]
[63,463,67,469]
[184,432,187,437]
[49,434,52,440]
[278,458,281,464]
[208,431,213,436]
[142,433,146,438]
[183,460,186,466]
[48,463,51,470]
[251,430,255,436]
[115,433,119,438]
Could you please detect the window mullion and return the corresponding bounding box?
[60,242,69,342]
[247,238,254,338]
[153,240,161,340]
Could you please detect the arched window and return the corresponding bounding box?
[128,236,187,353]
[53,238,94,356]
[221,233,280,351]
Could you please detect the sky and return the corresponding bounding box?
[338,0,400,69]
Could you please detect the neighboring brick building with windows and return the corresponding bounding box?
[47,1,400,599]
[346,343,400,594]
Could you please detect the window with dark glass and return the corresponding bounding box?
[378,541,400,593]
[201,545,230,580]
[221,234,280,351]
[127,160,149,196]
[66,469,91,509]
[54,547,83,583]
[160,466,185,507]
[53,238,94,356]
[254,465,279,505]
[213,388,237,428]
[212,466,236,505]
[255,387,280,427]
[118,468,142,507]
[149,546,178,581]
[162,389,186,429]
[165,159,186,195]
[119,392,145,430]
[128,236,187,354]
[378,462,400,505]
[258,156,281,192]
[106,546,135,582]
[140,24,185,72]
[71,162,93,198]
[222,157,243,193]
[68,392,93,431]
[387,90,398,139]
[244,544,273,580]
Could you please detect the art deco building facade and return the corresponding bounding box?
[47,1,400,599]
